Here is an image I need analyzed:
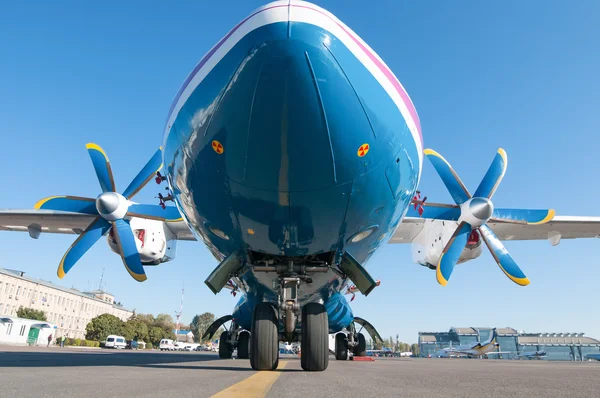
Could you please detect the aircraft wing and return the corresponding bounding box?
[0,209,197,241]
[389,216,600,244]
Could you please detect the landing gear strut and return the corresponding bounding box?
[219,331,234,359]
[337,323,367,359]
[335,332,348,360]
[205,316,249,360]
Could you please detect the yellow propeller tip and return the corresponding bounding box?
[436,267,448,286]
[518,278,530,286]
[34,196,62,210]
[86,143,109,159]
[497,148,508,163]
[529,209,555,225]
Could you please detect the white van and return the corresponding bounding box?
[105,335,126,349]
[159,339,175,351]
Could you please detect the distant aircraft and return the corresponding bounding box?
[436,329,501,358]
[2,0,600,372]
[518,350,548,360]
[585,354,600,361]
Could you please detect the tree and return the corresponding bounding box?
[148,326,165,346]
[16,306,47,321]
[123,319,149,342]
[154,313,175,330]
[122,313,175,344]
[85,314,125,341]
[136,313,155,326]
[190,312,216,342]
[373,338,383,350]
[411,343,420,357]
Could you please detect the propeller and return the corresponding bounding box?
[34,143,182,282]
[413,148,555,287]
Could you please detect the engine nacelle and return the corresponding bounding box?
[106,218,178,265]
[411,219,483,270]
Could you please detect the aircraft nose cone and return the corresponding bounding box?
[470,197,493,220]
[96,192,120,215]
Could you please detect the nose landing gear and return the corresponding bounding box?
[250,261,331,371]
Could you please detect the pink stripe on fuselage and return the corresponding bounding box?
[166,4,289,121]
[293,4,423,146]
[168,3,422,147]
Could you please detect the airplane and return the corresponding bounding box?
[586,353,600,361]
[517,350,548,360]
[436,329,501,358]
[2,0,600,372]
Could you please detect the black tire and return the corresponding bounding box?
[335,333,348,360]
[219,331,233,359]
[354,333,367,356]
[237,331,250,359]
[250,302,279,371]
[301,302,329,371]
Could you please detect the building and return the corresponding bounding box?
[173,329,194,343]
[0,268,133,340]
[418,327,600,361]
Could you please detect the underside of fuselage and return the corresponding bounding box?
[162,1,422,370]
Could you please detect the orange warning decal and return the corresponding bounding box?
[357,143,370,157]
[212,140,224,154]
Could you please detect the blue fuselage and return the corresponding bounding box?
[162,3,422,333]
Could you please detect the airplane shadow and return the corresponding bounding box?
[139,364,303,372]
[0,350,233,368]
[0,350,303,372]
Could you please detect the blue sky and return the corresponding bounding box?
[1,0,600,343]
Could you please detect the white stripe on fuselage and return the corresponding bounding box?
[164,0,423,171]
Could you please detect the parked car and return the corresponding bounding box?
[159,339,175,351]
[126,340,139,350]
[105,335,126,349]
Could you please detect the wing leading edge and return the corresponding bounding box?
[389,216,600,244]
[0,209,197,241]
[3,210,598,244]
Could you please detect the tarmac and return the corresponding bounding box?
[0,346,598,397]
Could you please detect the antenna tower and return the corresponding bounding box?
[175,285,184,337]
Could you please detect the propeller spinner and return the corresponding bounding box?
[34,143,181,282]
[415,148,555,287]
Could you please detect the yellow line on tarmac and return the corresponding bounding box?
[211,361,288,398]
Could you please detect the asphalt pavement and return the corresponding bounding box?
[0,346,598,397]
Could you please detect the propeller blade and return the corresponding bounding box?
[479,224,530,286]
[436,221,472,286]
[112,218,147,282]
[424,149,471,204]
[86,143,116,193]
[473,148,508,199]
[57,217,111,279]
[491,208,555,225]
[406,202,461,220]
[34,196,97,214]
[122,147,164,199]
[126,204,182,222]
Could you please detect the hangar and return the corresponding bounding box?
[418,327,600,360]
